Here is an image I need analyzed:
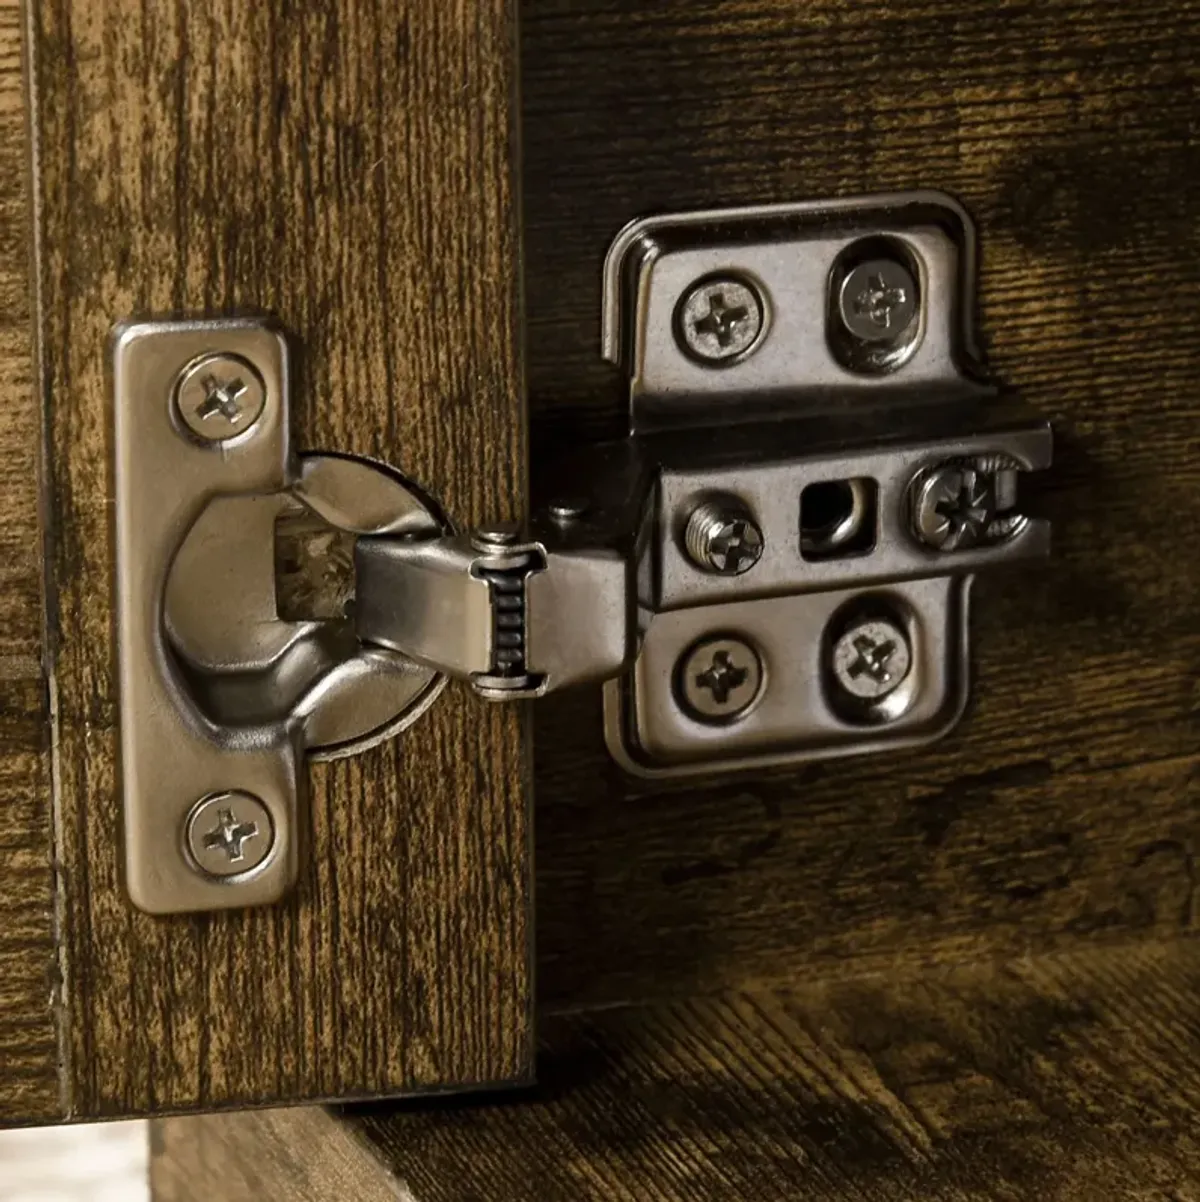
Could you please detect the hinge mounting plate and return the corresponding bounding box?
[588,192,1051,776]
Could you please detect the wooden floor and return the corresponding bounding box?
[153,937,1200,1200]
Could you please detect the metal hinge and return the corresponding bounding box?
[355,192,1051,775]
[114,192,1050,913]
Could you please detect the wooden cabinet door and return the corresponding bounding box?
[0,0,531,1125]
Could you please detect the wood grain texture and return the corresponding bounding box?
[151,1108,405,1202]
[520,0,1200,1007]
[0,0,58,1126]
[151,941,1200,1201]
[25,0,532,1119]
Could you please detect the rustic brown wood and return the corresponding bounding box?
[15,0,1200,1151]
[22,0,532,1120]
[521,0,1200,1008]
[150,1108,405,1202]
[0,0,58,1126]
[150,940,1200,1200]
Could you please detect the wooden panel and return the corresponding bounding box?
[151,1108,403,1202]
[151,941,1200,1200]
[0,0,57,1125]
[25,0,531,1119]
[521,0,1200,1007]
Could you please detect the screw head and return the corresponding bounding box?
[676,275,766,365]
[174,353,267,443]
[911,463,996,552]
[677,635,764,723]
[548,499,588,524]
[684,500,764,576]
[837,259,918,346]
[831,617,912,701]
[471,522,524,553]
[185,791,274,878]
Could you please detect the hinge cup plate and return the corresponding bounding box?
[113,320,302,913]
[113,320,447,914]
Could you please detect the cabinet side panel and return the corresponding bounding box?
[0,0,57,1126]
[522,0,1200,1006]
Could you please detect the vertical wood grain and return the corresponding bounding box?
[25,0,531,1119]
[0,0,57,1125]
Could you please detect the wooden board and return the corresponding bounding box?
[150,939,1200,1200]
[151,1108,402,1202]
[19,0,532,1121]
[520,0,1200,1008]
[0,0,57,1126]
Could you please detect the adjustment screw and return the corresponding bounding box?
[676,275,767,365]
[831,616,912,701]
[677,635,764,723]
[185,791,274,878]
[684,500,764,576]
[837,259,918,346]
[910,463,997,552]
[174,353,267,444]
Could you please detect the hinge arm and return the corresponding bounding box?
[354,529,637,699]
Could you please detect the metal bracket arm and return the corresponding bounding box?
[352,404,1050,709]
[355,531,636,698]
[354,191,1056,779]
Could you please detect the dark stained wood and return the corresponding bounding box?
[520,0,1200,1008]
[15,0,1200,1157]
[0,746,56,1127]
[0,0,58,1126]
[0,1,37,674]
[22,0,532,1120]
[151,940,1200,1200]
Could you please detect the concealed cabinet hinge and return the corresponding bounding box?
[114,192,1051,914]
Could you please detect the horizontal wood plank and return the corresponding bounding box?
[152,940,1200,1200]
[150,1108,400,1202]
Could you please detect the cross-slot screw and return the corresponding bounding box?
[830,616,912,702]
[684,500,765,576]
[837,259,919,347]
[174,352,267,444]
[677,635,764,723]
[185,791,274,878]
[676,275,767,365]
[910,463,997,552]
